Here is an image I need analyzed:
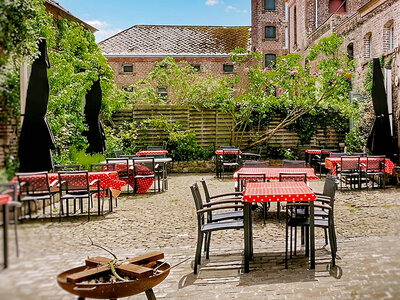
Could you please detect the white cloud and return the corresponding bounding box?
[86,20,109,29]
[205,0,219,6]
[225,5,248,13]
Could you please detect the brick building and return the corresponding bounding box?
[287,0,400,154]
[99,25,251,91]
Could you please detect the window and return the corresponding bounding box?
[284,27,289,49]
[347,43,354,61]
[389,25,394,50]
[157,86,168,99]
[223,64,234,73]
[364,33,372,58]
[265,54,276,68]
[122,64,133,73]
[264,0,275,10]
[191,64,201,72]
[265,26,276,39]
[285,2,289,22]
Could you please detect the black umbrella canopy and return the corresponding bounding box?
[83,79,106,154]
[366,58,394,159]
[18,38,56,172]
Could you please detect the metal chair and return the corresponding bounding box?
[90,163,116,172]
[363,156,386,188]
[190,182,244,274]
[337,156,361,191]
[350,152,367,157]
[132,157,156,193]
[54,164,81,172]
[106,158,131,193]
[58,171,101,221]
[282,160,306,168]
[16,171,56,220]
[243,160,269,167]
[313,149,335,176]
[329,152,347,158]
[0,182,21,258]
[220,149,241,179]
[114,150,124,158]
[242,146,263,161]
[147,146,164,150]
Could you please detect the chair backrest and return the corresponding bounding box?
[329,152,347,158]
[54,164,81,172]
[366,156,386,171]
[279,172,307,182]
[114,150,124,158]
[58,171,90,192]
[323,175,337,203]
[243,160,269,167]
[256,146,263,155]
[106,158,129,173]
[220,145,236,149]
[200,178,211,202]
[282,160,306,168]
[90,163,116,172]
[351,152,367,157]
[190,182,204,213]
[147,145,164,150]
[132,157,155,175]
[340,156,360,171]
[16,171,51,194]
[222,149,241,164]
[237,173,266,192]
[0,182,18,202]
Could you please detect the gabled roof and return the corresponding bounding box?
[99,25,251,57]
[45,0,97,32]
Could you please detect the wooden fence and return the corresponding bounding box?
[112,105,345,152]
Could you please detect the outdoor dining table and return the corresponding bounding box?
[242,181,316,273]
[114,157,172,192]
[0,193,11,268]
[233,167,319,181]
[136,150,168,156]
[325,157,394,175]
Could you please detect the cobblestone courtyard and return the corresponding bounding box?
[1,174,400,299]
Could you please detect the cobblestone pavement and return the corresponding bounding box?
[0,174,400,299]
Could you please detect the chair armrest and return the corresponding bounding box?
[89,179,100,187]
[197,204,244,214]
[286,202,331,211]
[8,201,22,208]
[315,197,330,204]
[209,192,243,199]
[203,198,243,207]
[49,180,59,187]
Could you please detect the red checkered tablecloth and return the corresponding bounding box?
[233,167,318,181]
[243,181,316,203]
[136,150,168,156]
[0,194,11,205]
[12,171,127,198]
[325,157,394,175]
[305,149,322,154]
[215,149,242,155]
[114,163,154,193]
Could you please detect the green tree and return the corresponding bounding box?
[230,34,356,148]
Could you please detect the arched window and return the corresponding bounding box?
[364,33,372,59]
[383,20,394,52]
[347,43,354,61]
[329,0,346,13]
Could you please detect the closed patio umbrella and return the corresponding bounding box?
[18,38,55,172]
[83,79,106,154]
[366,58,395,160]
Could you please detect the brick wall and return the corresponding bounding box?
[251,0,289,60]
[107,56,248,91]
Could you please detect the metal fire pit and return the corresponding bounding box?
[57,252,170,300]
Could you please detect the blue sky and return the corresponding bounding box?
[57,0,251,42]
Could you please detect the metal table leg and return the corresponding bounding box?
[310,201,315,269]
[2,203,9,268]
